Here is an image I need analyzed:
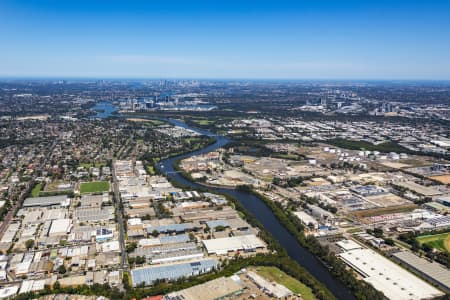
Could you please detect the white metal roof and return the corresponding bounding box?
[49,218,72,235]
[202,234,265,254]
[336,239,363,251]
[339,248,443,300]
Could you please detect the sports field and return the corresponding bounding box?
[80,181,110,194]
[254,266,316,300]
[416,232,450,253]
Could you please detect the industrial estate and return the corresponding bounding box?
[0,80,448,300]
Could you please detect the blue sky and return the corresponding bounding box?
[1,0,450,79]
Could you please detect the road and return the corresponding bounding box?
[0,141,57,240]
[111,160,128,271]
[155,117,356,300]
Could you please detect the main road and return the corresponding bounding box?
[112,160,129,271]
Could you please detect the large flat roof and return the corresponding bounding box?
[49,219,71,235]
[202,234,265,255]
[131,259,218,286]
[165,276,243,300]
[293,211,319,227]
[393,250,450,291]
[147,222,197,234]
[23,195,68,207]
[336,239,363,251]
[339,248,443,300]
[395,181,443,197]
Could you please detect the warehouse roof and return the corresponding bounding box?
[147,222,197,234]
[393,250,450,291]
[339,248,443,300]
[202,234,265,255]
[131,259,218,286]
[395,181,443,197]
[424,202,449,212]
[133,242,198,257]
[23,195,69,207]
[293,211,319,228]
[205,220,229,229]
[336,239,363,252]
[165,276,243,300]
[49,219,72,235]
[159,234,190,244]
[74,207,114,222]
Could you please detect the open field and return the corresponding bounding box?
[378,161,411,169]
[194,119,214,125]
[429,174,450,184]
[254,266,316,300]
[417,232,450,253]
[351,204,418,219]
[80,181,110,194]
[398,158,433,168]
[365,193,411,207]
[326,139,410,153]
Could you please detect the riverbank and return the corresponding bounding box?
[153,117,357,300]
[245,188,385,300]
[172,158,384,300]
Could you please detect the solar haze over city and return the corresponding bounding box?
[0,1,449,300]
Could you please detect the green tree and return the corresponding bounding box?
[214,225,225,232]
[135,256,146,265]
[25,239,34,250]
[58,265,67,274]
[373,227,383,238]
[53,280,61,291]
[384,238,395,246]
[126,242,137,253]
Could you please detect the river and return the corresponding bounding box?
[90,101,117,118]
[155,118,355,300]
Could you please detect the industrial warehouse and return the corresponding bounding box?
[338,241,444,300]
[392,250,450,293]
[115,160,268,288]
[202,234,266,255]
[130,259,218,286]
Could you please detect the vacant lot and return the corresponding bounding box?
[417,232,450,253]
[429,174,450,184]
[195,119,214,125]
[80,181,110,194]
[352,204,418,219]
[366,193,411,207]
[254,266,316,300]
